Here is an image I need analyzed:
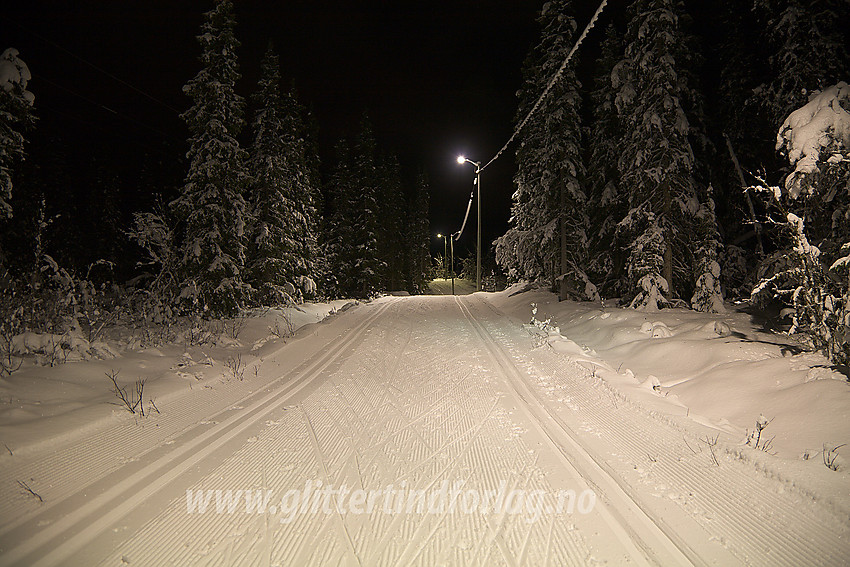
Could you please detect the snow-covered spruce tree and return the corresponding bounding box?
[585,24,626,297]
[751,83,850,364]
[406,173,431,293]
[375,155,405,291]
[495,0,590,299]
[613,0,718,311]
[173,0,250,316]
[348,116,384,297]
[320,140,352,298]
[246,44,317,304]
[288,89,322,296]
[323,120,384,299]
[753,0,850,130]
[690,186,726,313]
[0,48,35,221]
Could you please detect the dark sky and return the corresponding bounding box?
[5,1,612,260]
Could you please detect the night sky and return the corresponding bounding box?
[5,0,598,260]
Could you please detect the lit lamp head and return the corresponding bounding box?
[456,155,466,165]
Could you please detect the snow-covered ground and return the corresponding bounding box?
[0,300,353,457]
[427,278,477,295]
[0,287,847,565]
[493,285,849,469]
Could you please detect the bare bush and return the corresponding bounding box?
[701,434,720,466]
[267,310,294,340]
[107,370,148,416]
[223,315,248,340]
[746,414,775,452]
[224,354,246,381]
[823,443,845,471]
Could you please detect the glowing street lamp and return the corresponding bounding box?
[456,156,482,291]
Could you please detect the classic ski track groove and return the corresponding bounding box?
[455,295,697,567]
[469,296,850,567]
[0,299,397,567]
[91,296,597,566]
[8,295,836,566]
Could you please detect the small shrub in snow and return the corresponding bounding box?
[746,413,775,452]
[223,314,248,340]
[107,370,147,416]
[224,354,246,381]
[0,288,24,376]
[823,443,844,471]
[701,434,720,466]
[267,310,294,340]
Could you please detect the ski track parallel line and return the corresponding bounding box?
[0,299,396,567]
[455,295,691,567]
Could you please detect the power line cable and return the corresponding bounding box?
[479,0,608,172]
[35,74,180,141]
[8,15,182,115]
[453,183,475,241]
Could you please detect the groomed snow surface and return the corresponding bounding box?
[0,286,848,566]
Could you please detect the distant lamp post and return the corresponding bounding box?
[437,233,448,279]
[457,155,482,291]
[449,232,455,295]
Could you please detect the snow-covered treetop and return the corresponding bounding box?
[0,48,34,104]
[776,81,849,198]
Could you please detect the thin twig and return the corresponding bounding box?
[18,480,43,502]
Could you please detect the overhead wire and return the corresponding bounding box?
[8,15,182,115]
[479,0,608,173]
[34,73,181,142]
[453,183,475,241]
[450,0,608,244]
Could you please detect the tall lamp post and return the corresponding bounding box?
[437,233,448,280]
[457,156,482,291]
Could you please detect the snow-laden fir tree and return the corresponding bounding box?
[246,44,318,303]
[753,0,850,129]
[173,0,249,316]
[347,116,384,297]
[495,0,590,299]
[375,155,405,291]
[613,0,711,310]
[585,25,625,297]
[0,48,35,221]
[323,119,384,298]
[320,139,352,298]
[690,185,726,313]
[406,173,431,293]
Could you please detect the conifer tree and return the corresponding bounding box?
[586,25,625,296]
[406,173,431,293]
[349,116,383,296]
[614,0,703,310]
[375,155,405,291]
[0,48,35,221]
[754,0,850,128]
[246,44,318,302]
[173,0,249,315]
[322,140,353,298]
[323,119,384,298]
[496,0,587,296]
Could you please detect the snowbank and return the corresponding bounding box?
[0,300,352,455]
[487,284,850,467]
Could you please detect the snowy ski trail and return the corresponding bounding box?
[0,294,846,566]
